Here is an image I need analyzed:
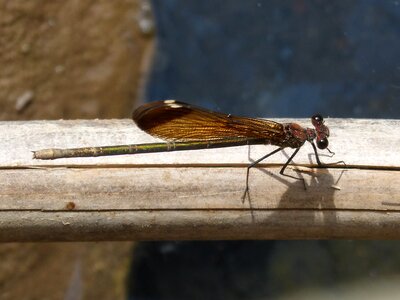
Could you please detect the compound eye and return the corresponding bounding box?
[313,114,323,122]
[317,138,329,149]
[311,114,324,126]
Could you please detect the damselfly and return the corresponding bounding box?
[34,100,336,198]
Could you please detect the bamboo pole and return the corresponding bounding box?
[0,118,399,241]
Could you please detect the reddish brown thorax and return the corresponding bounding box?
[283,123,310,148]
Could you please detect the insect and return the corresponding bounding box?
[34,100,336,199]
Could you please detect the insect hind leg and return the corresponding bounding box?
[242,147,283,203]
[279,147,306,189]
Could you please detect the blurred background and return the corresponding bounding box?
[0,0,399,299]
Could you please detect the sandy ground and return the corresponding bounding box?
[0,1,154,299]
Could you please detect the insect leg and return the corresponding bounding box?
[311,142,346,167]
[278,147,306,189]
[242,147,283,202]
[310,142,323,166]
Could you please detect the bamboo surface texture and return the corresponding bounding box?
[0,118,399,241]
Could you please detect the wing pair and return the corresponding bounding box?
[133,100,285,142]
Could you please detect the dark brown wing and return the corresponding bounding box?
[132,100,285,142]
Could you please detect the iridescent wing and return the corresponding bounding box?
[133,100,285,142]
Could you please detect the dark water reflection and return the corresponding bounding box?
[129,1,400,299]
[146,0,400,118]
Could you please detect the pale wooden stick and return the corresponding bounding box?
[0,119,399,241]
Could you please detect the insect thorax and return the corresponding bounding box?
[280,123,309,148]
